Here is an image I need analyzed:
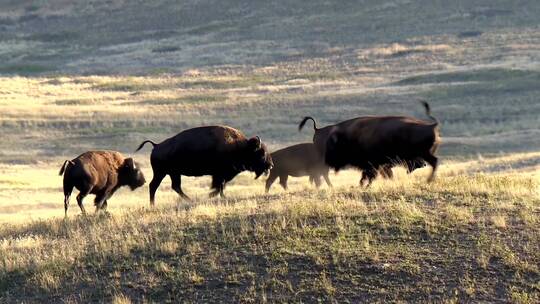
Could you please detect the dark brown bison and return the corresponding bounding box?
[135,125,273,205]
[299,101,440,186]
[265,143,332,193]
[59,151,146,216]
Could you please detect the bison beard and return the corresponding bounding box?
[135,125,273,205]
[59,151,146,216]
[301,101,440,187]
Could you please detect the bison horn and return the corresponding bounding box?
[249,136,262,149]
[124,158,135,169]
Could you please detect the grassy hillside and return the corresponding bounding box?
[0,160,539,302]
[0,0,539,302]
[0,0,539,74]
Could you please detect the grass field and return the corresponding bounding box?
[1,0,540,302]
[0,159,539,302]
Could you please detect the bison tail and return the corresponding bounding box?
[135,140,158,152]
[59,160,74,176]
[419,100,439,126]
[298,116,318,132]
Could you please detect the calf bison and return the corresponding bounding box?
[299,101,440,186]
[59,151,146,216]
[135,125,273,205]
[265,143,332,193]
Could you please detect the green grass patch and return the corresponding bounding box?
[91,79,170,91]
[138,94,223,105]
[395,68,539,86]
[0,64,54,75]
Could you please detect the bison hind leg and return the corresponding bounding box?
[149,172,166,206]
[76,192,88,215]
[63,184,73,217]
[171,174,190,201]
[423,154,439,182]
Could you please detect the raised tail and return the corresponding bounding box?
[299,116,318,132]
[59,160,74,176]
[135,140,158,152]
[419,100,439,125]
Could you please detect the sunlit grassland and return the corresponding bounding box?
[1,3,540,300]
[0,155,538,302]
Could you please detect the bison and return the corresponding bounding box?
[59,151,146,216]
[265,143,332,193]
[299,101,440,186]
[135,125,273,205]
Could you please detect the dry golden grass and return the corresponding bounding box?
[0,158,538,302]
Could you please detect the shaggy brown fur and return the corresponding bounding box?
[59,151,146,216]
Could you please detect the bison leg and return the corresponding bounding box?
[423,154,439,182]
[94,192,108,212]
[76,192,87,215]
[312,175,322,188]
[406,159,425,173]
[360,168,377,188]
[63,182,73,217]
[265,171,278,193]
[210,176,225,198]
[379,165,393,179]
[360,171,369,187]
[323,172,333,188]
[278,175,288,190]
[171,174,190,201]
[149,172,166,206]
[63,195,70,217]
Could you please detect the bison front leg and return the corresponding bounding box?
[94,193,108,213]
[278,175,288,190]
[265,171,278,193]
[100,200,108,211]
[323,172,333,188]
[312,175,322,188]
[360,168,377,188]
[210,176,225,198]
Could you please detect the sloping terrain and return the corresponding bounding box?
[0,0,539,74]
[0,162,539,302]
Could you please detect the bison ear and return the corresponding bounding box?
[124,158,135,169]
[248,136,262,150]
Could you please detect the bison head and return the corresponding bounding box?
[119,158,146,190]
[325,132,350,171]
[245,136,273,179]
